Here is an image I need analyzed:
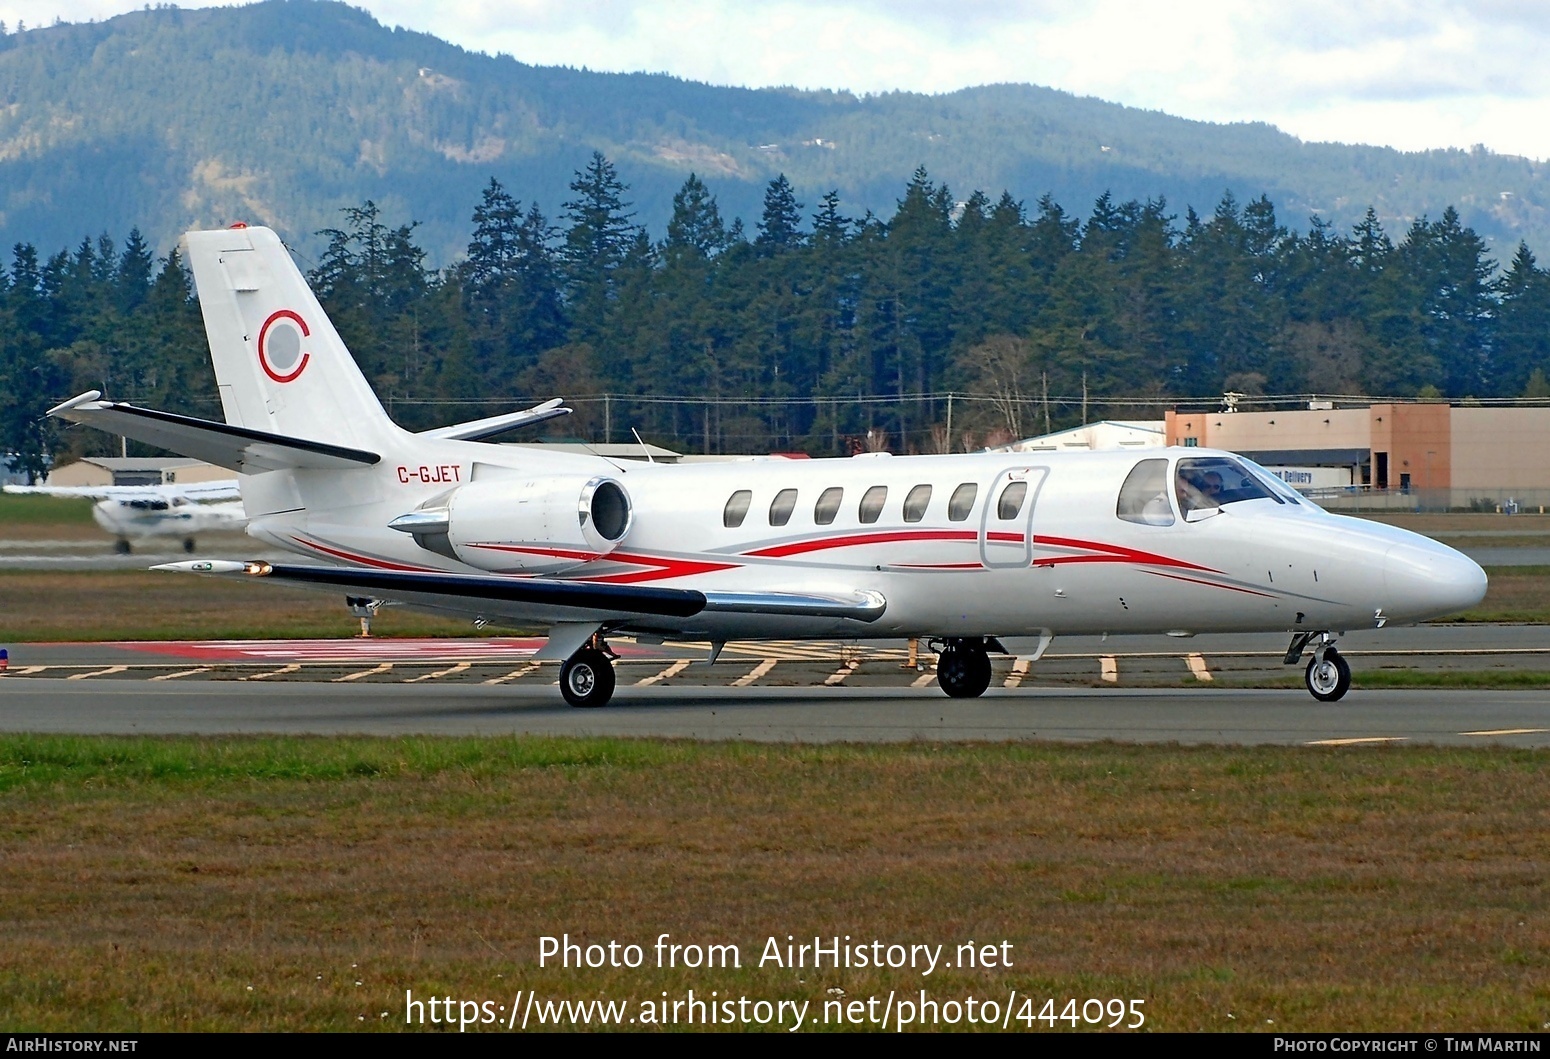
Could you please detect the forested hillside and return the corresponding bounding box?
[5,159,1546,478]
[0,0,1544,263]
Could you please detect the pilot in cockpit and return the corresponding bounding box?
[1175,467,1223,516]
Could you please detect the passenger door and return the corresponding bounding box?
[978,466,1048,568]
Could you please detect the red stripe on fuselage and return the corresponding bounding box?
[745,529,981,558]
[469,543,738,584]
[1145,569,1277,598]
[291,535,438,572]
[1034,535,1217,573]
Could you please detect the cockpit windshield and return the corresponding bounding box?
[1174,456,1281,516]
[1237,457,1312,508]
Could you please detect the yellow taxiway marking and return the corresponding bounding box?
[1460,728,1550,737]
[333,663,393,683]
[636,660,691,686]
[824,659,861,686]
[1099,655,1118,683]
[1185,653,1212,681]
[483,662,541,685]
[732,659,777,687]
[911,669,937,688]
[3,666,48,676]
[66,665,127,681]
[406,662,471,684]
[1003,658,1030,688]
[1305,737,1408,746]
[150,666,213,682]
[241,664,300,681]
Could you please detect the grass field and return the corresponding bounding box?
[0,570,476,640]
[0,735,1545,1032]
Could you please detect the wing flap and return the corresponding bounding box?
[702,590,887,622]
[48,391,380,473]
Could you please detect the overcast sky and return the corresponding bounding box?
[7,0,1548,160]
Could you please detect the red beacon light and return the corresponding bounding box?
[229,222,248,229]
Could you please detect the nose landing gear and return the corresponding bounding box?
[1286,631,1351,702]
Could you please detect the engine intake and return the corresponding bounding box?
[392,474,633,573]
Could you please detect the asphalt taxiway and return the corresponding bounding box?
[3,624,1546,746]
[1,679,1547,745]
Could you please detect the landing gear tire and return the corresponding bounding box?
[114,539,131,555]
[560,647,616,708]
[182,537,196,553]
[1305,649,1351,702]
[938,645,993,699]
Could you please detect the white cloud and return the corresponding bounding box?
[2,0,1548,158]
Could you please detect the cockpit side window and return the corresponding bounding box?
[1117,458,1175,526]
[1175,456,1281,516]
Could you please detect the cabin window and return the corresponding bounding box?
[723,489,752,528]
[814,487,844,525]
[858,485,888,524]
[902,484,932,523]
[947,482,977,521]
[769,488,798,527]
[1117,458,1174,526]
[996,481,1029,520]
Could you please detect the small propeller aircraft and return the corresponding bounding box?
[3,479,245,553]
[43,225,1487,707]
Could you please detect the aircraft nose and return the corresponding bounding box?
[1383,539,1488,621]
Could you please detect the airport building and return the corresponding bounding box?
[46,457,236,488]
[1165,402,1550,511]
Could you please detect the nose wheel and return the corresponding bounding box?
[1287,632,1353,702]
[1304,649,1351,702]
[560,646,617,708]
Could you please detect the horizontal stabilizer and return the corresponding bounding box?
[415,398,572,442]
[4,480,241,502]
[48,391,380,474]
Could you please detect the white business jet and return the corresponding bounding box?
[44,225,1486,707]
[3,479,245,553]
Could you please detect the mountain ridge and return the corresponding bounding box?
[0,0,1542,263]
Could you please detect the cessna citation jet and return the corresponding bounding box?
[43,225,1487,708]
[4,479,244,553]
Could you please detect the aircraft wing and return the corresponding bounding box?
[415,398,572,442]
[152,561,888,625]
[47,391,380,474]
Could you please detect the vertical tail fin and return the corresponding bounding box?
[183,225,402,452]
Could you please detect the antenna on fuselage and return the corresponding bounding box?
[631,428,656,464]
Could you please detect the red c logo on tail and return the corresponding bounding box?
[257,309,311,383]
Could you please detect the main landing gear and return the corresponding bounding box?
[1286,631,1352,702]
[931,637,994,699]
[561,637,617,708]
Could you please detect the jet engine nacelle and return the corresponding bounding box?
[397,475,633,574]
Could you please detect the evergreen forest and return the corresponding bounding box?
[4,156,1549,480]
